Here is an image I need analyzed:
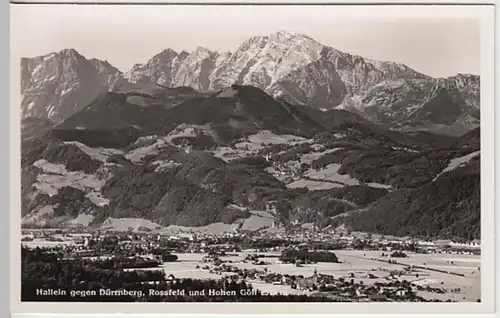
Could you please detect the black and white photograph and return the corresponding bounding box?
[10,2,495,314]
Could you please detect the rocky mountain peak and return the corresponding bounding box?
[21,49,125,122]
[445,73,480,87]
[20,31,480,136]
[193,46,214,55]
[269,30,317,43]
[153,48,179,61]
[59,48,83,59]
[89,58,121,74]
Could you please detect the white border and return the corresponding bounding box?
[9,3,496,315]
[8,0,498,4]
[1,0,9,315]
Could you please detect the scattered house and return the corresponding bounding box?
[166,274,175,283]
[281,276,293,285]
[417,240,437,248]
[265,201,278,213]
[435,240,452,248]
[355,288,367,298]
[334,225,348,237]
[296,278,317,291]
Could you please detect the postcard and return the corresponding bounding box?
[9,2,495,315]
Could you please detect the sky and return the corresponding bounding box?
[11,5,482,78]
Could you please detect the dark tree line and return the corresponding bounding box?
[22,247,336,302]
[280,249,339,263]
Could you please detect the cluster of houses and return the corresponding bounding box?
[22,223,481,259]
[193,254,451,302]
[23,226,477,303]
[265,162,304,183]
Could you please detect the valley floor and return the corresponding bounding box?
[148,251,481,302]
[22,237,481,302]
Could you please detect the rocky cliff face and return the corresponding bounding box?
[21,49,126,122]
[20,31,480,133]
[337,74,480,135]
[124,47,228,91]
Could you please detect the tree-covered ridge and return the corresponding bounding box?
[20,85,481,240]
[335,155,480,240]
[310,146,477,188]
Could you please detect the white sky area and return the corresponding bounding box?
[12,5,480,78]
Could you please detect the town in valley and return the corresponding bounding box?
[22,223,481,302]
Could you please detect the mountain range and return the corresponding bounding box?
[20,31,481,240]
[21,31,480,136]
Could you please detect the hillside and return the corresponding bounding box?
[334,154,480,240]
[20,85,480,239]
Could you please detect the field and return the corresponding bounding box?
[21,232,481,302]
[332,250,480,302]
[120,250,481,301]
[97,210,277,233]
